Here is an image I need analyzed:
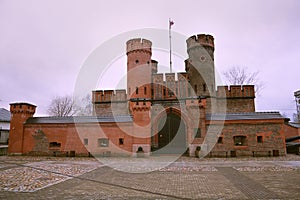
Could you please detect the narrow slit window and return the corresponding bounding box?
[257,136,263,143]
[217,137,223,144]
[119,138,124,145]
[84,138,88,146]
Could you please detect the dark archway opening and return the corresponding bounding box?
[152,111,187,154]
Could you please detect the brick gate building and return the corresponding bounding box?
[8,34,287,157]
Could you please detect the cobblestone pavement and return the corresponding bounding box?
[0,155,299,199]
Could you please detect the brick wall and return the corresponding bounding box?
[216,85,255,113]
[22,121,141,156]
[209,120,286,157]
[283,123,300,142]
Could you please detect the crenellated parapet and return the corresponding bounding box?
[152,72,189,100]
[216,85,256,113]
[126,38,152,55]
[92,89,127,103]
[187,34,214,53]
[10,102,36,115]
[92,89,129,116]
[151,60,158,74]
[217,85,255,98]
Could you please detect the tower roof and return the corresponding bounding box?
[207,112,285,121]
[25,115,133,124]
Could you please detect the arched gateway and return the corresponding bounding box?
[151,108,187,154]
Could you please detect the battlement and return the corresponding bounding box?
[152,72,189,99]
[152,72,188,82]
[10,102,36,115]
[165,73,176,82]
[217,85,255,98]
[186,34,214,50]
[126,38,152,55]
[92,89,127,103]
[151,60,158,74]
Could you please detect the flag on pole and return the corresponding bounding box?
[169,19,174,29]
[169,18,174,73]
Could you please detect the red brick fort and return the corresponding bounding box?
[8,34,288,157]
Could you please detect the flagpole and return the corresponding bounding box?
[169,18,173,73]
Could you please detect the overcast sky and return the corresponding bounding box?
[0,0,299,119]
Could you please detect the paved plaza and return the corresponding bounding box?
[0,155,299,199]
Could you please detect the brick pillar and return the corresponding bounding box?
[8,103,36,155]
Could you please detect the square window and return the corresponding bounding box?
[257,136,263,143]
[194,128,201,138]
[217,137,223,144]
[98,138,109,147]
[234,136,246,146]
[84,138,88,146]
[119,138,124,145]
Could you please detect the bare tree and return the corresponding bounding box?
[47,95,77,117]
[48,94,93,117]
[74,94,93,116]
[222,66,265,95]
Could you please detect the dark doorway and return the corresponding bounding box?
[153,112,186,154]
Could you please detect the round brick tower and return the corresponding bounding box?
[8,102,36,155]
[185,34,216,98]
[126,38,152,99]
[126,39,153,154]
